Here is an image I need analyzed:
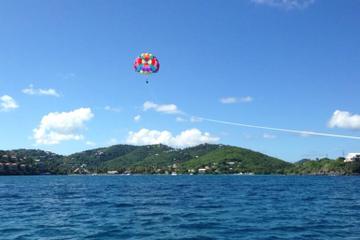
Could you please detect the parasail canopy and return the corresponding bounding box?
[134,53,160,75]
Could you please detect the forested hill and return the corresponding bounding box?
[0,149,65,175]
[66,144,290,174]
[0,144,359,175]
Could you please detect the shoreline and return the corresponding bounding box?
[0,173,359,177]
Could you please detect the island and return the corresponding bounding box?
[0,144,359,176]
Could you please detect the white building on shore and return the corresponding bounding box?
[198,168,207,174]
[344,153,360,163]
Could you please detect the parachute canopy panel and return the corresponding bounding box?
[134,53,160,75]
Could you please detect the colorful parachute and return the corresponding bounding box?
[134,53,160,75]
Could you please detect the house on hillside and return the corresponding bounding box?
[198,168,207,174]
[344,153,360,163]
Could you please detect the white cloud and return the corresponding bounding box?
[60,73,76,80]
[175,116,203,123]
[126,128,219,148]
[328,110,360,130]
[33,108,94,145]
[263,133,277,139]
[239,96,253,103]
[251,0,315,9]
[86,141,96,146]
[104,106,121,112]
[176,117,186,122]
[134,115,141,122]
[220,96,253,104]
[0,95,19,111]
[297,131,313,138]
[220,97,237,104]
[190,116,203,123]
[143,101,181,114]
[22,84,60,97]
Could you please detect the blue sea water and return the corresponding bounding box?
[0,176,360,240]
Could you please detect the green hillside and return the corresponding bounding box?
[0,144,358,175]
[66,144,291,174]
[66,144,138,167]
[286,158,360,175]
[0,149,66,175]
[181,145,291,174]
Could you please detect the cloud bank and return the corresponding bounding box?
[33,108,94,145]
[126,128,219,148]
[328,110,360,130]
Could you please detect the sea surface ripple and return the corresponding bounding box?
[0,175,360,239]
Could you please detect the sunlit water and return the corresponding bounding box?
[1,175,360,239]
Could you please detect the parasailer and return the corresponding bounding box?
[134,53,160,84]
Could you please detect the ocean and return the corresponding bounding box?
[0,175,359,239]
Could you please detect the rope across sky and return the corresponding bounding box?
[196,117,360,140]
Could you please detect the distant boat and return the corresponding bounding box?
[171,172,177,176]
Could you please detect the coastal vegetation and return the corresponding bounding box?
[0,144,359,175]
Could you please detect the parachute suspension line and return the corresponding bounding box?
[130,53,360,141]
[146,76,159,103]
[194,117,360,140]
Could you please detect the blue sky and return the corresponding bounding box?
[0,0,359,161]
